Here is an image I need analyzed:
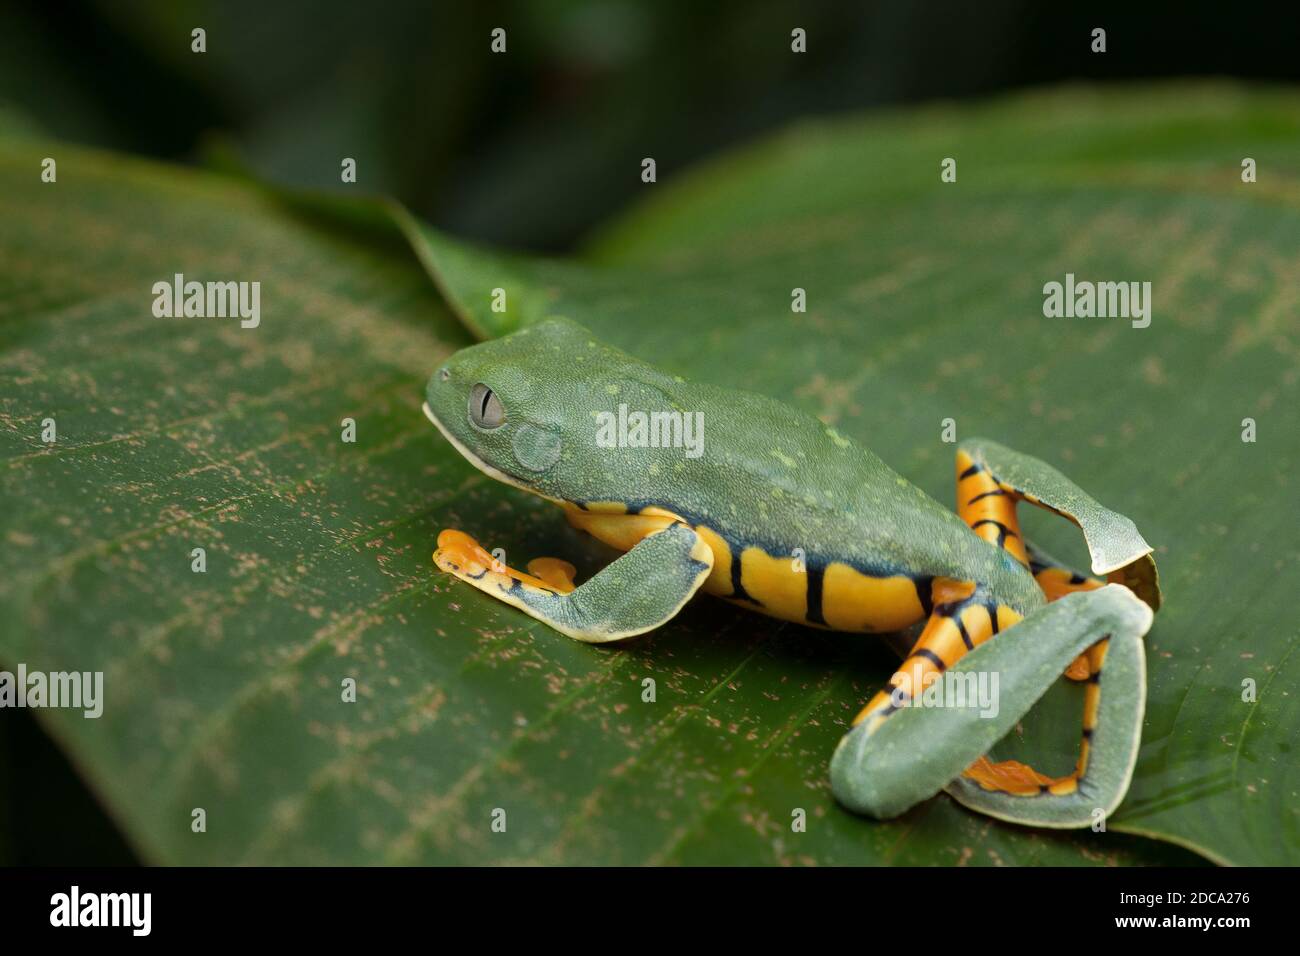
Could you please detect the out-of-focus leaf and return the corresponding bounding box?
[0,138,477,863]
[6,82,1292,866]
[0,134,1200,866]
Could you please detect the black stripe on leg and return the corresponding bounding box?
[954,615,974,650]
[913,649,947,671]
[967,489,1009,504]
[971,519,1019,548]
[959,463,984,479]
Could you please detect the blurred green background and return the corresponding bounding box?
[7,0,1300,255]
[2,0,1297,864]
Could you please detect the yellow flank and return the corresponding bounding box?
[640,506,684,520]
[738,546,808,622]
[580,501,630,514]
[693,525,735,596]
[564,505,676,551]
[563,506,926,633]
[822,563,925,633]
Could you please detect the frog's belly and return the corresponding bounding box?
[564,503,927,634]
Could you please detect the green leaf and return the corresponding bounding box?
[5,82,1293,866]
[0,139,473,863]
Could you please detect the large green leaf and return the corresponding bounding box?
[400,83,1300,865]
[3,82,1294,866]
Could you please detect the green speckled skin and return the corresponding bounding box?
[424,317,1045,617]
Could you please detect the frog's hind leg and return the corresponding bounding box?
[830,440,1160,827]
[433,521,714,643]
[831,584,1152,827]
[1027,542,1105,603]
[955,450,1030,567]
[958,437,1159,688]
[957,439,1160,610]
[847,576,1024,737]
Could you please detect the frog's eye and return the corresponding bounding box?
[438,367,450,382]
[468,383,505,429]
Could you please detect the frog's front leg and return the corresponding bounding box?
[433,521,714,643]
[831,583,1151,827]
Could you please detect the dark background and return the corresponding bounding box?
[6,1,1300,254]
[2,0,1297,864]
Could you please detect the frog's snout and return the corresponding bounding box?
[423,364,453,418]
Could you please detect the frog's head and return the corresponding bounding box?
[423,317,663,502]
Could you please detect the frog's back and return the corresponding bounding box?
[581,373,1035,632]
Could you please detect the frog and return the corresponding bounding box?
[423,317,1161,828]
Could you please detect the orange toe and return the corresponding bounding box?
[434,529,574,595]
[433,528,493,576]
[526,557,578,594]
